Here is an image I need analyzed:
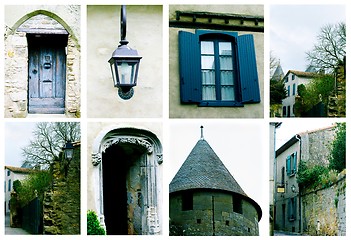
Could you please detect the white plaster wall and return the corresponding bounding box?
[282,74,312,117]
[87,6,163,118]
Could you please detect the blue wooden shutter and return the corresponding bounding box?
[237,34,260,103]
[293,152,297,174]
[286,155,291,175]
[179,31,201,103]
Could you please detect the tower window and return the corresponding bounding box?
[182,191,193,211]
[232,195,243,214]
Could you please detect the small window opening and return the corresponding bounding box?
[182,191,193,211]
[197,219,201,224]
[225,220,230,226]
[232,195,243,214]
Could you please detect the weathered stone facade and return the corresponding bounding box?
[170,190,259,236]
[327,59,346,117]
[300,126,336,167]
[301,171,346,236]
[43,143,80,234]
[4,6,80,117]
[87,123,163,235]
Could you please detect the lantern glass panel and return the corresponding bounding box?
[65,148,74,160]
[110,62,118,87]
[117,61,138,86]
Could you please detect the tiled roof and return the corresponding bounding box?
[169,139,247,196]
[285,70,326,79]
[5,166,34,174]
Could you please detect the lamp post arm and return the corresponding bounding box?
[120,5,128,45]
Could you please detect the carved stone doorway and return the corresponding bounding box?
[92,127,163,235]
[103,143,145,234]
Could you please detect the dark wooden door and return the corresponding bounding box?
[28,34,67,114]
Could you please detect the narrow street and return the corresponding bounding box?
[5,214,31,235]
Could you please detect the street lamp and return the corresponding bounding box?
[63,141,74,160]
[109,5,142,100]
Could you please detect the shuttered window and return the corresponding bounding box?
[179,30,260,106]
[286,152,297,176]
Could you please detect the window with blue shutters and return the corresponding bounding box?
[286,155,291,175]
[286,152,297,176]
[179,30,260,107]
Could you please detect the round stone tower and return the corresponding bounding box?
[169,129,262,236]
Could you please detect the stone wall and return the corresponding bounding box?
[4,31,28,117]
[301,171,346,236]
[43,144,80,235]
[170,190,259,236]
[328,59,346,117]
[300,126,336,167]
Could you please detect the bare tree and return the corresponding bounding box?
[306,22,346,73]
[22,122,80,169]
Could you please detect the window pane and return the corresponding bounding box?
[203,86,216,100]
[201,56,215,69]
[219,56,233,70]
[202,70,216,100]
[220,71,234,85]
[201,41,214,54]
[221,71,234,100]
[202,70,215,85]
[221,86,235,100]
[219,42,232,55]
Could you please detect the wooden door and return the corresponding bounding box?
[28,34,67,114]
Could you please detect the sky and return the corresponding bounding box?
[270,5,346,74]
[274,119,343,150]
[5,122,37,167]
[168,120,268,235]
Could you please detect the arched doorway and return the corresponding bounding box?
[91,127,163,235]
[18,13,69,114]
[103,143,145,234]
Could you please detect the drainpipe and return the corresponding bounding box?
[272,122,281,235]
[295,134,302,233]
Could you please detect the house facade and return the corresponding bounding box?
[4,5,81,118]
[169,5,264,118]
[87,5,163,118]
[274,125,336,233]
[4,166,32,214]
[269,122,281,235]
[274,135,301,233]
[87,122,163,235]
[281,70,316,117]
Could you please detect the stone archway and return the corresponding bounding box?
[4,10,80,117]
[91,127,163,235]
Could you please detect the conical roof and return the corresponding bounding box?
[272,64,284,81]
[169,139,247,196]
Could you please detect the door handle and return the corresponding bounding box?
[44,63,51,69]
[42,79,52,83]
